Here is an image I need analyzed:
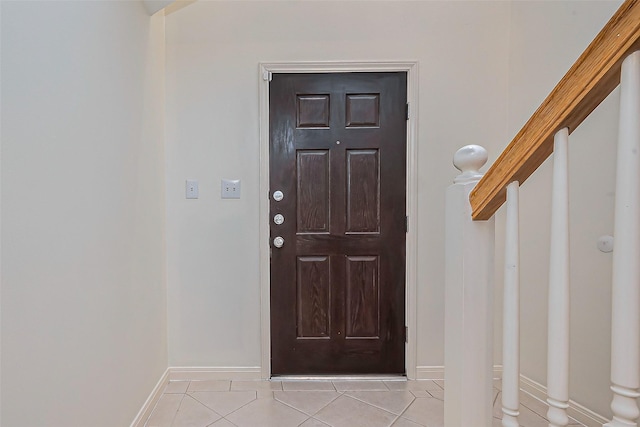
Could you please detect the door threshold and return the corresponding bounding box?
[273,375,407,382]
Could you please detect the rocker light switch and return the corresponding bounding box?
[221,179,241,199]
[186,179,199,199]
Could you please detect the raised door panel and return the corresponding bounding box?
[346,94,380,127]
[297,150,330,233]
[297,95,330,128]
[296,256,331,338]
[345,256,380,339]
[346,149,380,234]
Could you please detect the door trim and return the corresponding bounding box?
[258,61,419,379]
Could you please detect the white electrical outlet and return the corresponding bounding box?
[186,179,199,199]
[221,179,241,199]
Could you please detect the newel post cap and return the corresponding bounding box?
[453,145,488,184]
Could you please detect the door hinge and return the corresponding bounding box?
[405,216,409,233]
[405,103,410,120]
[404,326,408,343]
[263,71,273,82]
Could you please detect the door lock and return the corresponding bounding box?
[273,236,284,248]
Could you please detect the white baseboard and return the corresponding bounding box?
[130,366,263,426]
[416,365,503,380]
[130,368,170,427]
[519,375,609,427]
[416,365,445,380]
[168,366,262,381]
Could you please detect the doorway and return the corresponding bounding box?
[258,61,418,379]
[269,72,406,375]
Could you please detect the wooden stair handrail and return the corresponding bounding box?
[470,0,640,220]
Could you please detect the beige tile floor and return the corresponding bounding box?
[144,379,586,427]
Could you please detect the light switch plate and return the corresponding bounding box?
[186,179,199,199]
[221,179,241,199]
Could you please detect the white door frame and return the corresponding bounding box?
[258,61,419,379]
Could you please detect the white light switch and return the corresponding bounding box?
[221,179,241,199]
[186,179,199,199]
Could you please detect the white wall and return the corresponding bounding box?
[505,0,623,418]
[1,1,168,425]
[164,1,510,370]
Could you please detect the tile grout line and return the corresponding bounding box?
[181,392,226,424]
[143,390,185,427]
[170,393,186,427]
[342,390,416,417]
[224,389,310,425]
[427,390,444,402]
[394,400,416,426]
[339,393,409,426]
[218,416,239,427]
[187,389,254,419]
[274,389,344,418]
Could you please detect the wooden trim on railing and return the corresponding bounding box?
[470,0,640,221]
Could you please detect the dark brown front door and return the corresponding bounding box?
[269,72,407,375]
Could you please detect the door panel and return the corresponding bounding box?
[296,256,331,338]
[297,95,330,128]
[270,72,406,375]
[346,149,380,233]
[297,151,330,233]
[346,94,380,127]
[345,255,379,338]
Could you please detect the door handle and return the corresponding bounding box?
[273,190,284,201]
[273,236,284,248]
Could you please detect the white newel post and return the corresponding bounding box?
[445,145,495,427]
[606,50,640,427]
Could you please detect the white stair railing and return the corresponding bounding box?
[444,3,640,424]
[444,50,640,427]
